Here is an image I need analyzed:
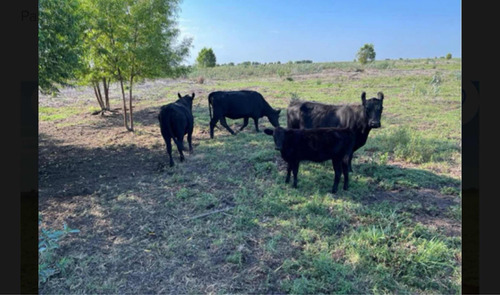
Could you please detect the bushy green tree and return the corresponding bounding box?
[80,0,192,131]
[196,47,216,68]
[38,0,85,94]
[446,53,452,60]
[356,43,376,65]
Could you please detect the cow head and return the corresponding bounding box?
[361,92,384,128]
[264,127,285,150]
[177,92,195,111]
[267,109,281,128]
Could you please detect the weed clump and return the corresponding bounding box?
[39,214,80,284]
[382,127,437,164]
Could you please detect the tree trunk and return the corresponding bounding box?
[95,81,104,114]
[118,74,132,131]
[103,77,110,110]
[92,81,105,112]
[128,75,134,131]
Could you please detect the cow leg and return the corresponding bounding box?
[285,163,292,183]
[176,137,185,162]
[332,159,342,193]
[165,139,174,167]
[292,162,300,188]
[253,117,260,132]
[348,152,354,172]
[342,156,350,190]
[220,117,235,135]
[240,117,249,131]
[187,131,193,152]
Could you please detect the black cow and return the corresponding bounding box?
[264,127,355,193]
[158,93,195,167]
[208,90,281,139]
[287,91,384,171]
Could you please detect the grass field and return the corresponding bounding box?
[39,58,461,294]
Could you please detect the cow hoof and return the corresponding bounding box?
[169,162,174,167]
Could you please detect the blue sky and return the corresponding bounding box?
[177,0,461,65]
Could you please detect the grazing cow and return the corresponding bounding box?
[158,93,195,167]
[208,90,281,139]
[287,91,384,172]
[264,127,355,193]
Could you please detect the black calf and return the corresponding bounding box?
[158,93,195,166]
[264,127,355,193]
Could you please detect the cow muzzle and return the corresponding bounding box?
[369,121,381,128]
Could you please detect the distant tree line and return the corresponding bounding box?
[210,60,313,67]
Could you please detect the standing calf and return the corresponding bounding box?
[208,90,281,139]
[264,127,355,193]
[158,93,195,167]
[287,92,384,172]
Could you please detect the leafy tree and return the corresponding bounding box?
[81,0,192,131]
[356,43,376,65]
[196,47,216,68]
[38,0,85,94]
[446,53,452,60]
[73,0,116,115]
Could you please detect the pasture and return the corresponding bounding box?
[39,58,461,294]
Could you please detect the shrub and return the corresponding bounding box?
[381,126,438,164]
[430,73,443,97]
[356,43,376,65]
[276,67,291,78]
[394,134,435,163]
[39,214,80,284]
[196,47,216,68]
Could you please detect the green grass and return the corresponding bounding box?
[39,58,461,294]
[39,106,83,121]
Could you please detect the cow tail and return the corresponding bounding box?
[208,93,213,121]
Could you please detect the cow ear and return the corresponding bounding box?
[264,128,274,136]
[178,93,182,99]
[377,92,384,100]
[192,93,195,99]
[276,109,281,115]
[361,92,367,105]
